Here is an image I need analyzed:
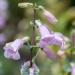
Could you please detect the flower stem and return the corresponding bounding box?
[30,3,36,67]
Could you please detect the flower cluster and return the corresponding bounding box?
[3,2,66,75]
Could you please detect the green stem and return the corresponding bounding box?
[30,3,36,67]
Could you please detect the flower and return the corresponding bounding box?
[0,33,6,45]
[0,15,6,28]
[70,63,75,75]
[21,61,39,75]
[35,20,64,50]
[35,20,53,40]
[43,10,58,24]
[3,37,29,60]
[38,6,58,24]
[35,20,65,60]
[0,0,8,28]
[0,0,8,10]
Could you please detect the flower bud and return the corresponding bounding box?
[38,6,58,24]
[18,2,33,8]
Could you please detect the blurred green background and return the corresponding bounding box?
[0,0,75,75]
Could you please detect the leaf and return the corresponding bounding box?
[64,64,71,73]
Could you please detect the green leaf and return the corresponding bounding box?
[64,64,71,73]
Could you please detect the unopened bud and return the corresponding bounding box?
[18,2,33,8]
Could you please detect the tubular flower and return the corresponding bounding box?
[3,37,29,60]
[71,63,75,75]
[38,6,58,24]
[0,33,6,45]
[35,20,65,60]
[21,61,39,75]
[0,0,8,28]
[35,20,64,50]
[43,10,58,24]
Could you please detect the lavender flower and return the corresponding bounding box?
[0,15,6,28]
[0,0,8,28]
[38,6,58,24]
[21,61,39,75]
[71,63,75,75]
[35,20,54,39]
[35,20,64,50]
[3,37,29,60]
[35,20,65,60]
[0,33,6,45]
[0,0,8,10]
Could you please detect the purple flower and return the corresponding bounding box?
[0,33,6,45]
[43,10,58,24]
[21,61,39,75]
[0,0,8,10]
[71,63,75,75]
[35,20,64,50]
[3,37,29,60]
[0,15,6,28]
[35,20,54,39]
[35,20,65,60]
[0,0,8,28]
[38,6,58,24]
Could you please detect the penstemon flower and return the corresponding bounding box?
[38,6,58,24]
[35,20,64,50]
[35,20,65,60]
[3,37,29,60]
[21,61,39,75]
[0,0,8,28]
[0,33,6,45]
